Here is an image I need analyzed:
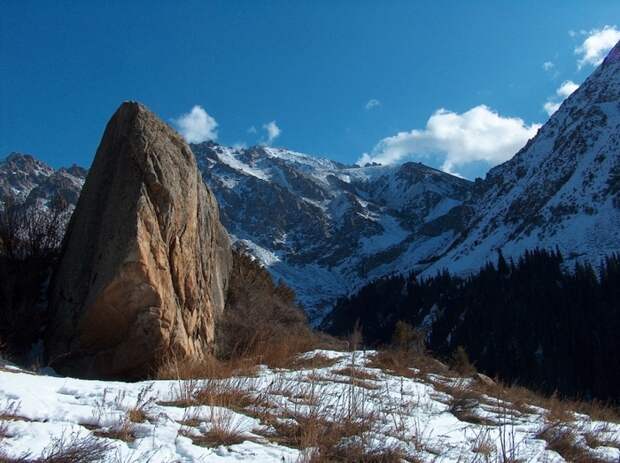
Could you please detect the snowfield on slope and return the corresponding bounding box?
[1,351,618,462]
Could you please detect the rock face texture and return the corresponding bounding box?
[46,102,232,379]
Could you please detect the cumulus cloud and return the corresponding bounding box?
[262,121,281,144]
[358,105,541,176]
[543,102,561,116]
[365,99,381,110]
[542,61,555,71]
[173,105,218,143]
[575,25,620,68]
[556,80,579,98]
[543,80,579,116]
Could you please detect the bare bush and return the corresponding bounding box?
[0,195,69,356]
[0,195,68,262]
[450,346,476,376]
[215,251,319,368]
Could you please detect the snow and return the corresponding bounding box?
[1,351,618,462]
[193,142,471,321]
[358,215,409,255]
[424,43,620,278]
[214,147,271,182]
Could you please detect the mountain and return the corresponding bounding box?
[0,144,471,322]
[3,44,618,321]
[192,142,471,320]
[425,40,620,276]
[323,43,620,402]
[0,153,86,209]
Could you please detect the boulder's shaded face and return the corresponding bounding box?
[46,102,232,379]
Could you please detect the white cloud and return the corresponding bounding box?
[543,80,579,116]
[173,105,218,143]
[358,105,541,176]
[556,80,579,98]
[575,25,620,68]
[247,126,257,134]
[262,121,281,144]
[542,61,555,71]
[543,102,561,116]
[365,99,381,110]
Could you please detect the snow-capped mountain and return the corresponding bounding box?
[425,40,620,276]
[0,153,86,209]
[0,148,470,321]
[192,143,471,320]
[3,43,617,319]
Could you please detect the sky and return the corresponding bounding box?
[1,1,619,179]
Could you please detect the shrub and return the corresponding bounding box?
[215,251,318,367]
[391,321,425,356]
[0,195,68,357]
[450,346,476,376]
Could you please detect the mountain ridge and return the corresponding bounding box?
[2,42,619,320]
[424,39,620,276]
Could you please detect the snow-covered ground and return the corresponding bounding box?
[1,350,618,462]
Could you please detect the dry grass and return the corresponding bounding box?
[289,353,339,370]
[156,353,259,380]
[161,377,270,417]
[333,366,379,382]
[574,400,620,424]
[366,349,449,380]
[439,381,497,426]
[583,423,620,450]
[470,428,495,457]
[253,371,388,462]
[86,386,157,444]
[0,431,113,463]
[259,409,376,455]
[181,407,248,448]
[470,377,620,424]
[298,442,411,463]
[476,383,539,416]
[0,401,22,439]
[40,433,112,463]
[93,418,136,443]
[535,422,604,463]
[126,385,154,423]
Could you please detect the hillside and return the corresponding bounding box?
[0,349,618,462]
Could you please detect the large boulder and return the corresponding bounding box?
[46,102,232,379]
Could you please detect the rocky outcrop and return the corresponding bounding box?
[46,102,232,379]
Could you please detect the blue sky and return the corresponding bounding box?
[1,1,619,179]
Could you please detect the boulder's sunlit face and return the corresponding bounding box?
[46,103,232,379]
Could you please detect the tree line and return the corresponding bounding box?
[324,249,620,402]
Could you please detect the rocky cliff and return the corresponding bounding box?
[46,102,232,379]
